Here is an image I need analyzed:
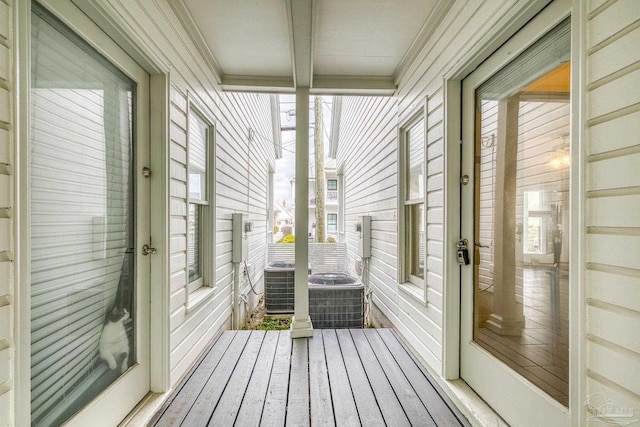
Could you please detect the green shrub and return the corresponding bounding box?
[326,236,337,243]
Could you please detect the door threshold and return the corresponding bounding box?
[119,391,172,427]
[441,379,509,427]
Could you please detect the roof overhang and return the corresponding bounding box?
[171,0,453,95]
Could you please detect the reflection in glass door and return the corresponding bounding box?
[30,4,140,425]
[473,19,571,406]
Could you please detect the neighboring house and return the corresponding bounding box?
[1,1,638,427]
[290,159,341,242]
[273,200,293,241]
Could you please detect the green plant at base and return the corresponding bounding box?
[245,316,291,331]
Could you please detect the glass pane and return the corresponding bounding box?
[30,5,136,425]
[408,203,425,280]
[473,22,570,407]
[406,118,424,201]
[188,204,201,283]
[189,111,208,202]
[327,213,337,232]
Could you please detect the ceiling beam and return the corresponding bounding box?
[311,76,397,96]
[221,75,295,93]
[287,0,314,88]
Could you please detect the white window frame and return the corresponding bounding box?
[327,178,337,191]
[327,213,338,233]
[337,169,345,242]
[398,100,427,300]
[185,99,215,312]
[267,168,275,244]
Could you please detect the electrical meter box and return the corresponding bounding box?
[232,213,248,263]
[358,215,371,258]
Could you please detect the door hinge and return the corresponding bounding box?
[142,167,152,178]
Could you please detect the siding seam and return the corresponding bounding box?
[587,0,618,20]
[587,368,640,401]
[587,298,640,319]
[587,226,640,236]
[587,185,640,198]
[587,102,640,127]
[0,294,10,307]
[586,333,640,362]
[588,143,640,162]
[0,382,10,395]
[587,262,640,278]
[587,18,640,56]
[588,59,640,91]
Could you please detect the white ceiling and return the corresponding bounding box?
[173,0,451,95]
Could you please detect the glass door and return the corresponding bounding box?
[29,2,150,425]
[460,5,571,426]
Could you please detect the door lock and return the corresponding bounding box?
[142,244,157,256]
[456,239,470,266]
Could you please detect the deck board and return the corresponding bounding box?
[285,337,310,426]
[179,331,250,426]
[362,329,437,426]
[349,329,412,426]
[207,331,265,426]
[377,329,468,427]
[151,329,470,426]
[322,330,360,427]
[309,330,336,427]
[154,331,235,427]
[260,332,292,427]
[234,331,280,427]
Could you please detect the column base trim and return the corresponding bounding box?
[290,315,313,338]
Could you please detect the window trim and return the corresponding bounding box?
[185,97,216,312]
[337,169,345,242]
[327,213,338,233]
[398,99,428,301]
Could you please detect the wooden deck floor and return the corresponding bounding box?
[151,329,469,426]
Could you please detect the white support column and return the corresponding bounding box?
[290,87,313,338]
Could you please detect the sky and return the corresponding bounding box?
[274,94,333,209]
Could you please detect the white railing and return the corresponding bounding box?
[268,242,346,273]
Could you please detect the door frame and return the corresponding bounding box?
[441,0,584,424]
[15,0,170,424]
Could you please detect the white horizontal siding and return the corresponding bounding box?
[585,0,640,418]
[166,90,274,385]
[337,93,444,369]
